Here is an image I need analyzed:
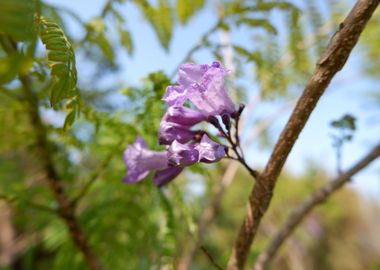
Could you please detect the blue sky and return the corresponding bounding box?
[44,0,380,198]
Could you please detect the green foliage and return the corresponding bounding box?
[136,0,174,50]
[331,114,356,132]
[0,52,24,84]
[222,0,319,98]
[176,0,205,24]
[361,8,380,77]
[122,71,170,146]
[37,16,79,129]
[1,1,379,270]
[254,37,291,97]
[0,0,36,41]
[305,1,326,56]
[236,18,277,34]
[118,26,134,56]
[85,17,115,64]
[225,0,295,15]
[330,114,356,143]
[330,114,357,174]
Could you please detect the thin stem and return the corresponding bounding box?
[237,157,259,179]
[200,246,224,270]
[253,142,380,270]
[212,114,259,180]
[336,138,343,175]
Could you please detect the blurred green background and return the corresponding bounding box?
[0,0,379,269]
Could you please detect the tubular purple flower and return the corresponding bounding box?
[153,167,183,187]
[167,140,199,167]
[123,136,168,183]
[158,120,198,145]
[163,61,236,116]
[196,134,226,163]
[165,105,207,126]
[159,105,207,145]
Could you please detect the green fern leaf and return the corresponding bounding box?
[36,16,79,129]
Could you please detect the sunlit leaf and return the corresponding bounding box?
[176,0,205,24]
[37,16,79,128]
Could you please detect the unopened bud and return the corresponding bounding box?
[238,104,245,115]
[208,115,220,128]
[222,114,231,130]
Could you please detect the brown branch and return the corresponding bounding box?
[253,142,380,270]
[201,246,225,270]
[0,36,104,270]
[226,1,380,269]
[19,78,104,270]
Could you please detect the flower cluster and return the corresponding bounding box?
[123,61,241,187]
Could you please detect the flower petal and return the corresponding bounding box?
[167,140,199,167]
[178,63,209,88]
[165,105,207,126]
[195,134,226,163]
[162,85,188,107]
[169,61,236,116]
[123,136,168,183]
[158,120,197,145]
[188,65,235,115]
[153,167,183,187]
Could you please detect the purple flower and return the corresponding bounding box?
[163,85,187,107]
[165,105,207,126]
[167,140,199,167]
[123,136,168,183]
[196,134,226,163]
[158,106,206,145]
[122,61,237,188]
[158,120,198,145]
[153,167,183,187]
[166,135,225,167]
[163,61,236,116]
